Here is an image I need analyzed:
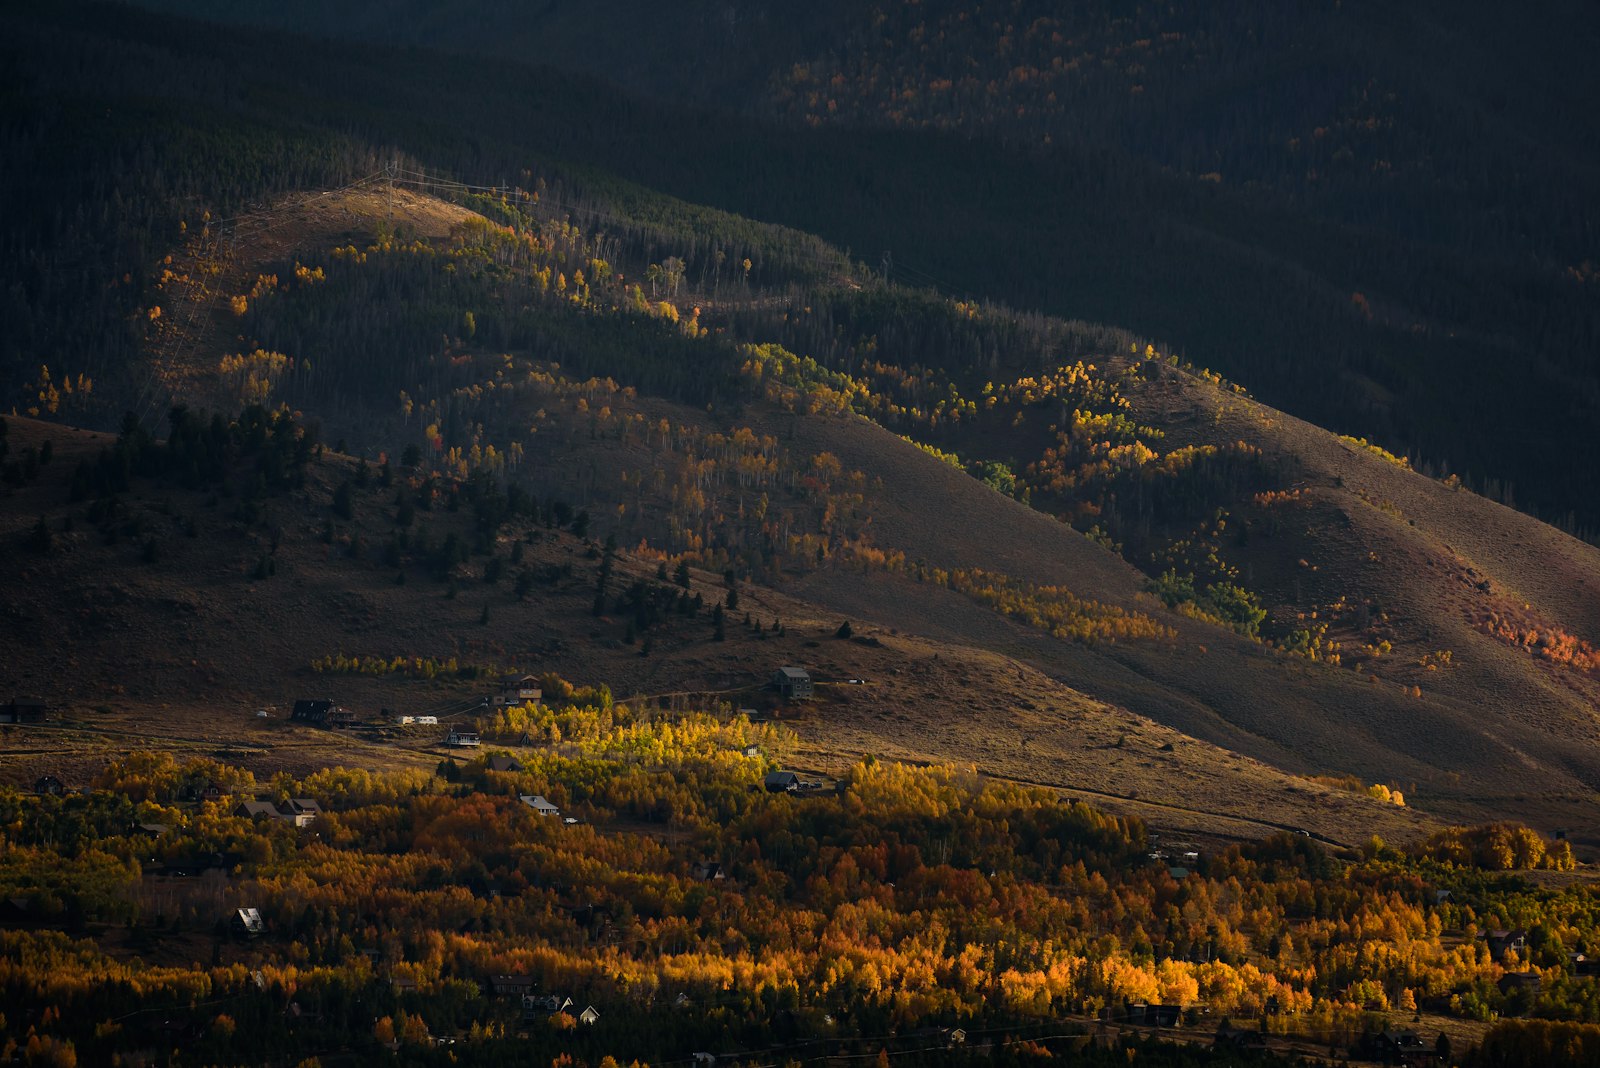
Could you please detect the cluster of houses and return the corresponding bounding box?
[1352,1028,1436,1065]
[286,674,544,749]
[489,975,598,1026]
[286,666,812,752]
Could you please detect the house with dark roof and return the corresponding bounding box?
[487,754,525,774]
[764,771,799,793]
[0,897,35,925]
[291,699,334,724]
[1214,1027,1268,1051]
[234,800,284,821]
[1127,1003,1182,1027]
[33,774,65,796]
[284,799,322,827]
[0,698,47,724]
[1485,929,1528,962]
[1499,971,1543,996]
[490,974,537,996]
[522,994,572,1020]
[1358,1029,1433,1066]
[445,728,480,748]
[771,666,812,699]
[494,674,543,707]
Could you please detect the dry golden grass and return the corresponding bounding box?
[0,414,1440,849]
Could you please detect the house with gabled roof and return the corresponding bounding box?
[764,771,799,792]
[522,993,572,1020]
[445,728,480,748]
[494,674,542,707]
[285,799,322,827]
[291,699,334,724]
[487,754,525,774]
[0,897,35,925]
[234,800,284,821]
[490,974,537,996]
[520,794,560,817]
[1485,929,1528,962]
[231,907,265,939]
[772,666,812,699]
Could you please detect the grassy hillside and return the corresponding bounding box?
[4,0,1600,844]
[0,412,1437,851]
[4,168,1600,854]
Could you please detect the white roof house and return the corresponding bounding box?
[520,794,560,817]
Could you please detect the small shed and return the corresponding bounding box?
[764,771,800,793]
[232,907,266,939]
[772,666,812,700]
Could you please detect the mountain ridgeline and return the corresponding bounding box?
[4,2,1600,826]
[113,0,1600,538]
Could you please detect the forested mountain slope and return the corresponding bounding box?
[4,2,1600,845]
[121,0,1600,538]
